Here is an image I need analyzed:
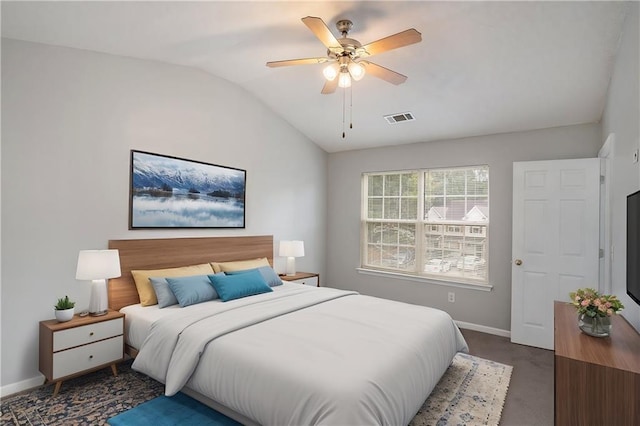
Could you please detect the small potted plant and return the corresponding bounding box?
[569,288,624,337]
[54,295,76,322]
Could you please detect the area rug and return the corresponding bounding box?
[409,352,513,426]
[1,353,511,425]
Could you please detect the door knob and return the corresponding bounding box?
[515,259,523,266]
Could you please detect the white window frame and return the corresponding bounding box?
[360,166,491,290]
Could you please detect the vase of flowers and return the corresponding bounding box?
[569,288,624,337]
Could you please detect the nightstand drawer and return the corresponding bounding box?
[52,335,123,379]
[53,318,123,351]
[292,276,319,287]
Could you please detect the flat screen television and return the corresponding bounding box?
[627,190,640,305]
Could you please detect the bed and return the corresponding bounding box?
[108,235,468,426]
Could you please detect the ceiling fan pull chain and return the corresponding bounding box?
[342,87,346,138]
[350,85,353,130]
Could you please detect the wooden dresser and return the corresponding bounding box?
[554,301,640,425]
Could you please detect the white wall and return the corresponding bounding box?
[601,2,640,332]
[0,39,327,392]
[326,124,601,333]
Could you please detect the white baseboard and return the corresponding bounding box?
[455,320,511,338]
[1,374,44,398]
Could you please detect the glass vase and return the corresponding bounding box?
[578,313,611,337]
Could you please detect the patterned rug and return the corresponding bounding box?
[1,353,511,425]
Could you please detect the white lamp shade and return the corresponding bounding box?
[323,63,339,81]
[348,61,366,81]
[76,249,121,280]
[279,240,305,258]
[338,71,352,88]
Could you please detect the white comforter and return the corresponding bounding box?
[132,284,468,426]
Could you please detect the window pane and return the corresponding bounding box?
[384,198,399,219]
[399,223,416,245]
[425,197,444,221]
[401,174,418,196]
[401,198,417,220]
[467,167,489,196]
[367,244,382,266]
[368,175,383,196]
[443,196,466,221]
[367,222,382,243]
[382,224,398,244]
[425,170,445,197]
[385,175,400,196]
[465,198,489,221]
[446,169,467,196]
[368,198,382,219]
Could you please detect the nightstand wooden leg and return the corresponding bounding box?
[111,363,118,377]
[52,381,62,397]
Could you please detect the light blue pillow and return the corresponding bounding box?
[208,270,273,302]
[165,275,219,307]
[149,277,178,308]
[225,266,283,287]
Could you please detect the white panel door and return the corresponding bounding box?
[511,159,600,349]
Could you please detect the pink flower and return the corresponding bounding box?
[581,299,590,306]
[598,305,607,312]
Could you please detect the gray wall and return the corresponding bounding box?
[1,39,327,391]
[601,2,640,332]
[326,124,601,332]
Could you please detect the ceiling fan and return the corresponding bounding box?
[266,16,422,94]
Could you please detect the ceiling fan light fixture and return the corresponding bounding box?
[348,61,366,81]
[323,63,339,81]
[338,71,352,88]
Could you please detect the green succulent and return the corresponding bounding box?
[54,295,75,310]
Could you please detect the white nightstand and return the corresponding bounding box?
[281,272,320,287]
[39,310,124,396]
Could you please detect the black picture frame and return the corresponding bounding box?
[129,150,246,229]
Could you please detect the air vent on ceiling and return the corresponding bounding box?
[384,112,415,124]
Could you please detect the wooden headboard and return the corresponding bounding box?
[107,235,273,311]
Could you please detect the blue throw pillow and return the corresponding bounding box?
[149,277,179,308]
[208,270,273,302]
[165,275,219,307]
[225,266,283,287]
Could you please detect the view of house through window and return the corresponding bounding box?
[362,166,489,285]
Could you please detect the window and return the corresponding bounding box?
[362,166,489,285]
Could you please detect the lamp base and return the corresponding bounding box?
[89,279,109,317]
[285,257,296,276]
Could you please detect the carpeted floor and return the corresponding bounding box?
[1,352,511,426]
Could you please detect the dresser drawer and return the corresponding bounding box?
[52,335,123,379]
[53,318,123,351]
[292,276,319,287]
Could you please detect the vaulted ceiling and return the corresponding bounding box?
[1,1,630,153]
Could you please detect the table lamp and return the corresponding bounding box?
[279,240,304,276]
[76,249,121,316]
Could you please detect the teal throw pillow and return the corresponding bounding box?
[208,270,273,302]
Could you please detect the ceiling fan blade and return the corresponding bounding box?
[302,16,341,51]
[321,77,338,94]
[266,57,328,68]
[360,61,408,85]
[361,29,422,57]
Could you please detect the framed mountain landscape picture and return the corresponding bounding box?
[129,150,246,229]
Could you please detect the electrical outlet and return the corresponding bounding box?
[633,149,638,164]
[448,292,455,303]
